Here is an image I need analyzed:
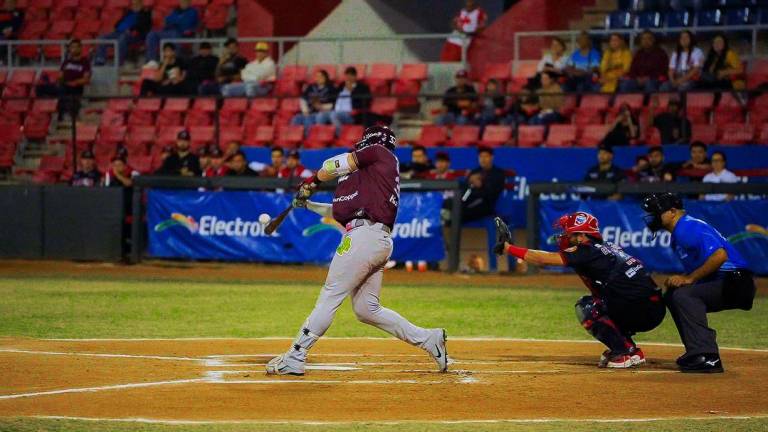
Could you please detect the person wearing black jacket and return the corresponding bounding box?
[186,42,219,94]
[156,130,201,176]
[94,0,152,65]
[0,0,23,40]
[462,147,506,223]
[326,66,372,132]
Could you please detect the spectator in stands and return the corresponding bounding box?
[104,156,138,187]
[441,0,487,62]
[702,151,739,201]
[700,33,744,90]
[140,43,187,96]
[662,30,703,92]
[324,66,372,133]
[619,30,668,93]
[221,41,276,98]
[58,39,92,122]
[639,146,675,182]
[145,0,199,63]
[94,0,152,66]
[197,147,211,174]
[186,42,219,94]
[157,130,200,176]
[598,33,631,93]
[584,145,625,200]
[476,79,506,127]
[436,70,477,126]
[0,0,23,51]
[292,69,337,131]
[214,38,249,93]
[429,151,458,180]
[248,146,283,176]
[649,98,691,145]
[223,140,241,162]
[530,37,568,89]
[461,147,505,223]
[681,141,711,182]
[564,31,601,93]
[278,151,313,180]
[226,151,259,177]
[401,145,434,180]
[526,71,564,125]
[600,103,639,147]
[204,147,228,177]
[71,150,101,187]
[628,155,649,182]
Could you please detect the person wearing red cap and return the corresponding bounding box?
[440,0,487,62]
[494,213,665,369]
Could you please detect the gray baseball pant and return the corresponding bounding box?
[289,222,432,360]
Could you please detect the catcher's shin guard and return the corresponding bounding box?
[575,296,634,354]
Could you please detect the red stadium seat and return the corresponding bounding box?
[185,110,213,126]
[719,123,754,146]
[242,110,270,130]
[32,99,58,114]
[275,98,301,125]
[135,98,162,112]
[305,125,335,149]
[192,98,217,113]
[686,92,715,124]
[392,80,421,110]
[76,124,99,146]
[190,126,215,150]
[247,125,274,146]
[370,97,397,116]
[250,97,278,114]
[310,64,338,82]
[156,110,183,127]
[337,124,364,147]
[713,93,744,124]
[609,93,644,114]
[368,63,397,95]
[99,109,126,127]
[747,59,768,89]
[644,126,662,146]
[516,125,545,148]
[72,19,100,39]
[398,64,428,82]
[163,98,190,112]
[545,125,577,147]
[578,125,609,147]
[573,94,610,127]
[508,62,538,92]
[417,125,448,147]
[448,125,480,147]
[22,114,51,140]
[9,70,36,86]
[4,99,30,114]
[99,125,127,144]
[757,124,768,145]
[275,125,304,149]
[479,125,512,147]
[219,127,245,145]
[203,5,229,31]
[479,62,511,84]
[341,64,367,80]
[222,98,249,113]
[156,126,185,146]
[279,64,308,82]
[690,124,718,145]
[128,155,153,174]
[107,99,133,113]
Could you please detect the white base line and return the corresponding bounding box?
[35,337,768,353]
[30,414,768,426]
[0,349,202,362]
[0,379,207,400]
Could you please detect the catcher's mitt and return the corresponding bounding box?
[493,217,512,255]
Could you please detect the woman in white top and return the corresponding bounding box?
[702,151,739,201]
[537,37,568,74]
[662,30,704,91]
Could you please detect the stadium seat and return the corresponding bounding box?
[128,155,153,174]
[219,127,245,146]
[690,124,718,144]
[370,97,397,116]
[185,110,213,127]
[242,110,270,130]
[757,124,768,145]
[279,64,308,83]
[666,10,691,27]
[606,11,633,28]
[644,126,662,146]
[4,99,30,114]
[573,94,610,127]
[192,98,217,113]
[99,125,127,145]
[203,5,229,31]
[713,92,745,124]
[749,94,768,126]
[747,59,768,89]
[398,63,428,82]
[479,62,511,84]
[719,123,754,145]
[156,110,184,127]
[724,7,753,25]
[22,114,51,140]
[696,9,723,26]
[686,92,715,124]
[447,125,480,147]
[135,98,162,112]
[127,126,156,149]
[107,99,133,113]
[275,98,301,125]
[221,98,248,114]
[305,125,336,149]
[578,125,609,147]
[545,125,577,147]
[156,126,185,146]
[509,62,538,92]
[337,124,364,147]
[275,125,304,149]
[635,11,662,28]
[368,63,397,95]
[341,64,367,80]
[516,125,545,148]
[417,125,448,147]
[247,125,275,146]
[250,97,278,114]
[479,125,512,147]
[190,126,215,150]
[75,124,99,146]
[163,98,190,112]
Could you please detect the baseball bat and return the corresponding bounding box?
[264,205,293,235]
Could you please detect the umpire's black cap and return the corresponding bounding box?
[642,192,683,215]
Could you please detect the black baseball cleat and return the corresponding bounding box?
[679,353,724,373]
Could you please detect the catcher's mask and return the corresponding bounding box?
[641,193,683,232]
[553,212,602,250]
[354,125,397,152]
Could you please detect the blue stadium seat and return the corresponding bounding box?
[642,0,666,11]
[617,0,639,10]
[606,11,634,28]
[724,7,754,24]
[696,8,723,25]
[666,10,692,26]
[718,0,751,7]
[636,10,663,27]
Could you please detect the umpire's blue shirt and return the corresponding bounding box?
[672,214,749,276]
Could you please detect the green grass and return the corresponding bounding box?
[0,277,766,348]
[1,275,767,432]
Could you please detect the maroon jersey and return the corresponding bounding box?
[61,57,91,85]
[332,144,400,228]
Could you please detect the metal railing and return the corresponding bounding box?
[513,25,768,73]
[0,39,119,75]
[160,33,468,68]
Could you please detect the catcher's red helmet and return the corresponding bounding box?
[553,212,602,250]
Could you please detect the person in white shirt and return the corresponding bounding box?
[319,66,372,134]
[537,37,568,75]
[440,0,487,62]
[221,41,276,97]
[662,30,704,91]
[702,151,739,201]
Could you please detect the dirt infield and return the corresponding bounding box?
[0,337,766,423]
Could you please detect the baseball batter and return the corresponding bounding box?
[266,126,448,376]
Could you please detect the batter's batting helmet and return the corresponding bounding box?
[355,125,397,152]
[553,212,602,250]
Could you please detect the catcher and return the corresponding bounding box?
[494,213,665,368]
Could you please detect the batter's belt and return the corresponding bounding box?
[345,218,392,234]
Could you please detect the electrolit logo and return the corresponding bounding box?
[392,219,433,239]
[601,226,671,248]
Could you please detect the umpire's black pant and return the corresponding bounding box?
[664,270,756,357]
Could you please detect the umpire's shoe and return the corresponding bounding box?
[679,353,724,373]
[265,352,305,376]
[423,329,449,372]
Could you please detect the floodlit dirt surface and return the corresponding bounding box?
[0,338,766,423]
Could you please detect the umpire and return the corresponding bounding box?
[642,193,756,373]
